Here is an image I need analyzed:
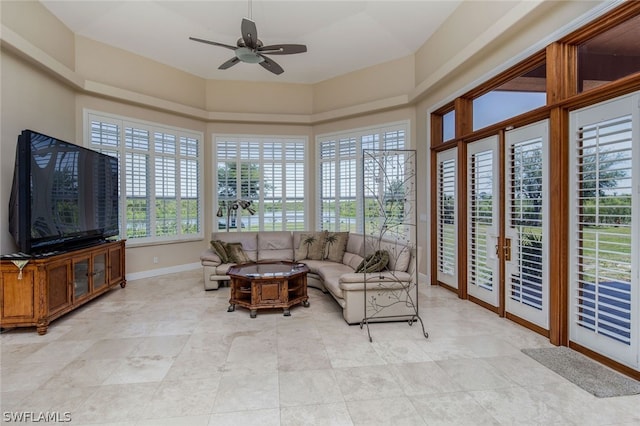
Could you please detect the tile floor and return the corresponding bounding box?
[1,269,639,425]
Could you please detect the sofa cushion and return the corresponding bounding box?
[210,232,258,262]
[258,231,294,261]
[313,262,354,300]
[382,241,411,272]
[323,232,349,263]
[210,240,231,263]
[345,233,364,257]
[225,242,251,263]
[356,250,389,273]
[295,231,327,261]
[343,252,364,271]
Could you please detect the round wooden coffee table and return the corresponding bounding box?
[227,261,310,318]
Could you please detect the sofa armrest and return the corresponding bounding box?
[338,271,412,291]
[200,249,221,265]
[339,272,412,292]
[339,270,411,284]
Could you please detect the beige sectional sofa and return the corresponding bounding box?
[200,231,419,324]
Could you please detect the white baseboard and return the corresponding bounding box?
[126,262,201,282]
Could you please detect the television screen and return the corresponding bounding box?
[9,130,119,254]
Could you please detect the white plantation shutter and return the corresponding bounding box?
[574,116,633,343]
[180,136,200,235]
[317,122,408,233]
[285,143,305,230]
[437,149,457,287]
[214,135,306,231]
[87,111,203,244]
[569,93,638,370]
[509,138,544,310]
[467,136,500,307]
[504,120,550,329]
[155,156,177,236]
[319,139,337,230]
[469,150,495,290]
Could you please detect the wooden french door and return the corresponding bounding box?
[465,124,550,328]
[504,121,549,329]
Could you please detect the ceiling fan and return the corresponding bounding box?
[189,13,307,75]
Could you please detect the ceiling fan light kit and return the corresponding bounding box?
[189,12,307,75]
[235,47,265,64]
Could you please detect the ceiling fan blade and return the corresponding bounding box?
[219,56,241,70]
[259,44,307,55]
[241,18,258,49]
[189,37,237,51]
[259,55,284,75]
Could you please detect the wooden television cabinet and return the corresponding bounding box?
[0,240,126,335]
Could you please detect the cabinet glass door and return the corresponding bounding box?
[73,259,89,298]
[93,253,107,290]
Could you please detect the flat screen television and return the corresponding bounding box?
[8,129,120,255]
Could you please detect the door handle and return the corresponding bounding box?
[503,238,512,262]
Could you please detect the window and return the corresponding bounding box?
[578,14,640,92]
[214,135,307,231]
[317,122,408,233]
[443,110,456,142]
[87,111,203,244]
[473,62,547,130]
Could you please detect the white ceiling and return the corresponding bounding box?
[40,0,462,84]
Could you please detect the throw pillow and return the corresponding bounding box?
[355,250,389,273]
[210,240,231,263]
[225,242,251,264]
[323,231,349,263]
[295,231,327,261]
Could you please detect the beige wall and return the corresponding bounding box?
[1,0,610,278]
[313,55,415,113]
[206,80,313,115]
[414,0,519,85]
[1,0,75,69]
[0,51,76,254]
[76,36,207,110]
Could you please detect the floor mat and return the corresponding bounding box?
[522,346,640,398]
